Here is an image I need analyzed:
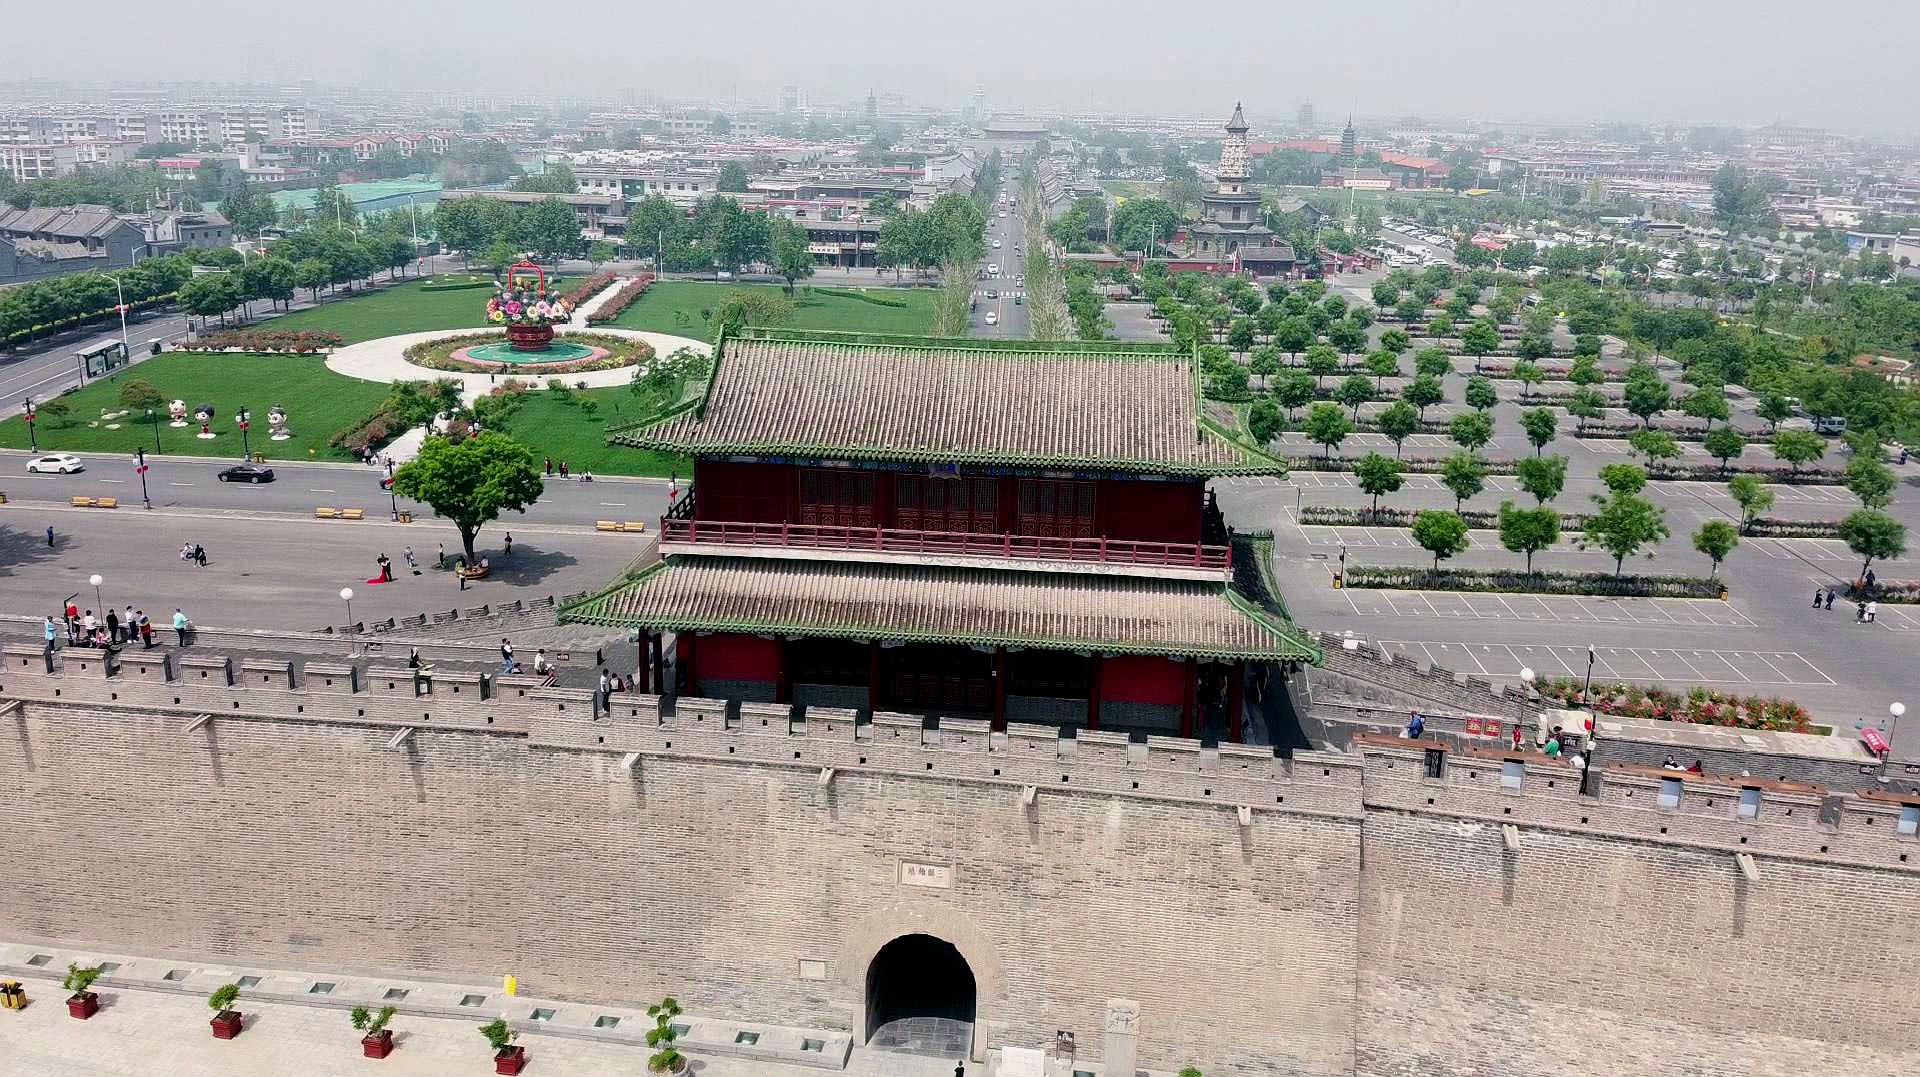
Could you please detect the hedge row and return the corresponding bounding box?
[1344,565,1725,599]
[2,293,177,347]
[560,272,618,308]
[1648,461,1846,486]
[175,328,344,354]
[584,273,655,325]
[813,286,909,308]
[418,279,496,293]
[1845,580,1920,604]
[1743,517,1843,538]
[1302,505,1596,531]
[1289,455,1522,476]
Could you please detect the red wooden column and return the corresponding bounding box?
[1227,659,1246,743]
[774,639,790,704]
[992,647,1007,731]
[868,641,882,713]
[637,633,652,694]
[1179,657,1198,738]
[682,634,700,696]
[1087,653,1104,731]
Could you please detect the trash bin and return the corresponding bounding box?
[397,511,413,524]
[150,340,163,356]
[251,453,265,464]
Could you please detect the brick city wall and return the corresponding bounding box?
[1,653,1917,1075]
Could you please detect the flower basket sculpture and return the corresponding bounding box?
[486,262,573,352]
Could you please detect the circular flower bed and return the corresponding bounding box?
[405,331,653,375]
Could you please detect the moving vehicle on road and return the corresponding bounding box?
[985,311,999,326]
[25,453,84,474]
[216,463,276,484]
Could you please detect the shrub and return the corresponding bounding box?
[1302,505,1596,531]
[1648,461,1846,486]
[813,286,909,307]
[329,408,407,455]
[64,963,103,996]
[1343,564,1724,598]
[175,329,344,353]
[585,274,656,324]
[1847,578,1920,604]
[208,983,240,1013]
[1534,679,1810,732]
[1743,517,1842,537]
[560,272,617,307]
[352,1005,396,1036]
[479,1018,516,1053]
[419,277,496,292]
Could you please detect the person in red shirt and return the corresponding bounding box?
[63,601,79,644]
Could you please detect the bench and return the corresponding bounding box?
[339,508,365,520]
[314,507,365,520]
[457,564,492,581]
[622,521,648,533]
[71,496,95,507]
[95,497,117,509]
[314,507,337,519]
[596,520,619,532]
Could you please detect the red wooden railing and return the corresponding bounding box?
[662,518,1230,570]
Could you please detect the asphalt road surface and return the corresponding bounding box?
[970,196,1031,339]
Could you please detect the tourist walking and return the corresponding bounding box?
[500,638,515,674]
[193,544,207,567]
[1813,588,1824,608]
[437,542,446,570]
[1867,600,1878,623]
[544,457,553,476]
[404,546,418,574]
[1856,600,1868,623]
[172,608,190,646]
[1825,590,1836,611]
[137,610,153,649]
[504,532,513,556]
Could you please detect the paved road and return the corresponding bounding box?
[0,449,671,527]
[970,191,1031,339]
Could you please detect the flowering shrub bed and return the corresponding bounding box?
[1571,419,1711,441]
[585,273,656,325]
[1534,679,1811,732]
[330,409,406,456]
[1647,461,1846,485]
[176,329,343,353]
[1289,455,1522,476]
[561,272,617,308]
[1844,579,1920,604]
[1302,505,1595,531]
[404,331,652,375]
[1344,564,1725,599]
[1742,517,1843,537]
[1477,361,1626,382]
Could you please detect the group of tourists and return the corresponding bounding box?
[542,457,593,482]
[46,603,192,652]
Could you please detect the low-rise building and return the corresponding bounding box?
[138,210,232,254]
[0,204,147,283]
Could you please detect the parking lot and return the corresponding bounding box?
[1374,639,1835,686]
[1664,479,1855,504]
[1226,472,1523,493]
[1341,588,1755,627]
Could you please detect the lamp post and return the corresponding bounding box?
[134,449,151,510]
[340,587,355,625]
[147,407,162,453]
[22,397,38,452]
[1888,702,1907,757]
[88,574,104,617]
[236,407,251,460]
[1580,644,1596,709]
[109,275,131,359]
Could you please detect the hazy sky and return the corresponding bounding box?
[14,1,1920,135]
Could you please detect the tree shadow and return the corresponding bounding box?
[477,544,579,587]
[0,522,61,580]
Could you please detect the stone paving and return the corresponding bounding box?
[325,326,708,404]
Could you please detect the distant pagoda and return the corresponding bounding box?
[1185,103,1274,259]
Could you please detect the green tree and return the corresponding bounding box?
[511,162,578,193]
[1599,462,1648,496]
[1411,510,1471,570]
[713,288,796,332]
[1510,359,1545,400]
[1499,502,1561,573]
[717,161,750,192]
[1326,318,1368,358]
[1413,347,1451,382]
[1448,411,1493,454]
[1273,316,1312,359]
[1628,428,1681,468]
[1304,344,1340,389]
[1693,520,1740,578]
[1249,345,1281,377]
[1376,401,1419,457]
[1426,315,1455,340]
[1440,451,1488,511]
[1364,349,1399,390]
[293,257,330,302]
[390,432,544,562]
[1336,373,1374,418]
[1227,318,1257,352]
[1354,452,1404,516]
[1274,371,1315,422]
[1580,492,1671,575]
[1727,474,1775,532]
[1622,370,1672,427]
[1756,392,1793,431]
[220,181,277,237]
[1516,454,1568,506]
[1247,398,1283,445]
[1769,430,1826,476]
[1519,407,1558,455]
[1403,374,1444,419]
[1838,508,1906,581]
[769,218,815,294]
[1459,318,1501,371]
[1702,427,1746,472]
[1681,386,1730,429]
[1565,386,1607,435]
[1845,455,1897,510]
[1463,375,1497,412]
[1395,294,1424,323]
[118,378,165,412]
[586,239,617,268]
[1303,402,1354,460]
[515,197,581,264]
[1379,327,1411,356]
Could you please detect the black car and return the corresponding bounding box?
[217,463,276,484]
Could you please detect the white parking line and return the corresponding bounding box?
[1378,640,1835,686]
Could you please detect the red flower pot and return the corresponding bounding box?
[505,323,555,352]
[210,1010,244,1039]
[363,1030,395,1058]
[495,1046,528,1074]
[68,992,99,1019]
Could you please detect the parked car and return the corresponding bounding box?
[217,463,276,484]
[25,453,84,474]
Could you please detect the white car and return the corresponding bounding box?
[985,311,999,326]
[25,453,84,474]
[988,264,1000,276]
[993,239,1003,248]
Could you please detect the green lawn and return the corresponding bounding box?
[611,281,937,337]
[0,353,392,462]
[262,275,574,345]
[492,387,687,478]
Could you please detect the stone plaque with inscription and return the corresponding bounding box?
[898,861,954,889]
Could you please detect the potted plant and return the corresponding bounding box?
[479,1017,526,1074]
[353,1005,397,1058]
[646,996,687,1074]
[208,983,243,1039]
[64,963,103,1019]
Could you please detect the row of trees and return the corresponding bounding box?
[0,255,194,345]
[876,192,987,275]
[176,223,420,327]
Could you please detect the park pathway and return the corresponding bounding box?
[569,277,634,328]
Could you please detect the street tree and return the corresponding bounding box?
[1516,454,1568,506]
[1567,354,1604,386]
[1273,317,1312,359]
[516,197,582,264]
[390,432,544,563]
[1702,427,1746,472]
[1379,327,1411,356]
[1463,375,1497,412]
[1845,456,1897,510]
[1448,411,1494,454]
[1413,346,1451,380]
[1727,474,1775,532]
[1565,386,1607,435]
[1403,374,1444,419]
[1510,359,1545,400]
[1693,521,1740,578]
[1326,318,1368,358]
[1395,293,1425,323]
[1426,315,1455,340]
[1770,430,1826,476]
[1628,428,1681,468]
[1304,344,1341,388]
[1580,492,1671,576]
[1598,462,1648,496]
[1354,452,1404,516]
[1376,401,1419,457]
[1336,373,1375,419]
[1459,318,1501,371]
[1274,371,1315,422]
[1681,386,1730,429]
[1249,345,1281,377]
[1498,502,1561,573]
[1412,510,1471,570]
[1365,349,1399,390]
[1303,403,1354,460]
[1622,370,1672,427]
[1227,318,1257,352]
[1519,407,1558,455]
[1440,451,1488,511]
[1756,392,1793,431]
[1839,509,1907,582]
[770,218,815,293]
[1247,398,1283,445]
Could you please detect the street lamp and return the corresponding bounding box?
[109,275,131,359]
[1889,702,1907,753]
[339,587,355,625]
[236,407,251,460]
[147,407,162,453]
[88,573,104,616]
[1520,667,1536,697]
[23,398,39,452]
[134,449,152,510]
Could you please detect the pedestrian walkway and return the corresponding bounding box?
[568,276,633,328]
[325,326,708,404]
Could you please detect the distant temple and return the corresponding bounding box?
[1180,104,1293,276]
[566,326,1317,740]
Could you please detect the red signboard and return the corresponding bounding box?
[1862,729,1891,755]
[1465,718,1483,735]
